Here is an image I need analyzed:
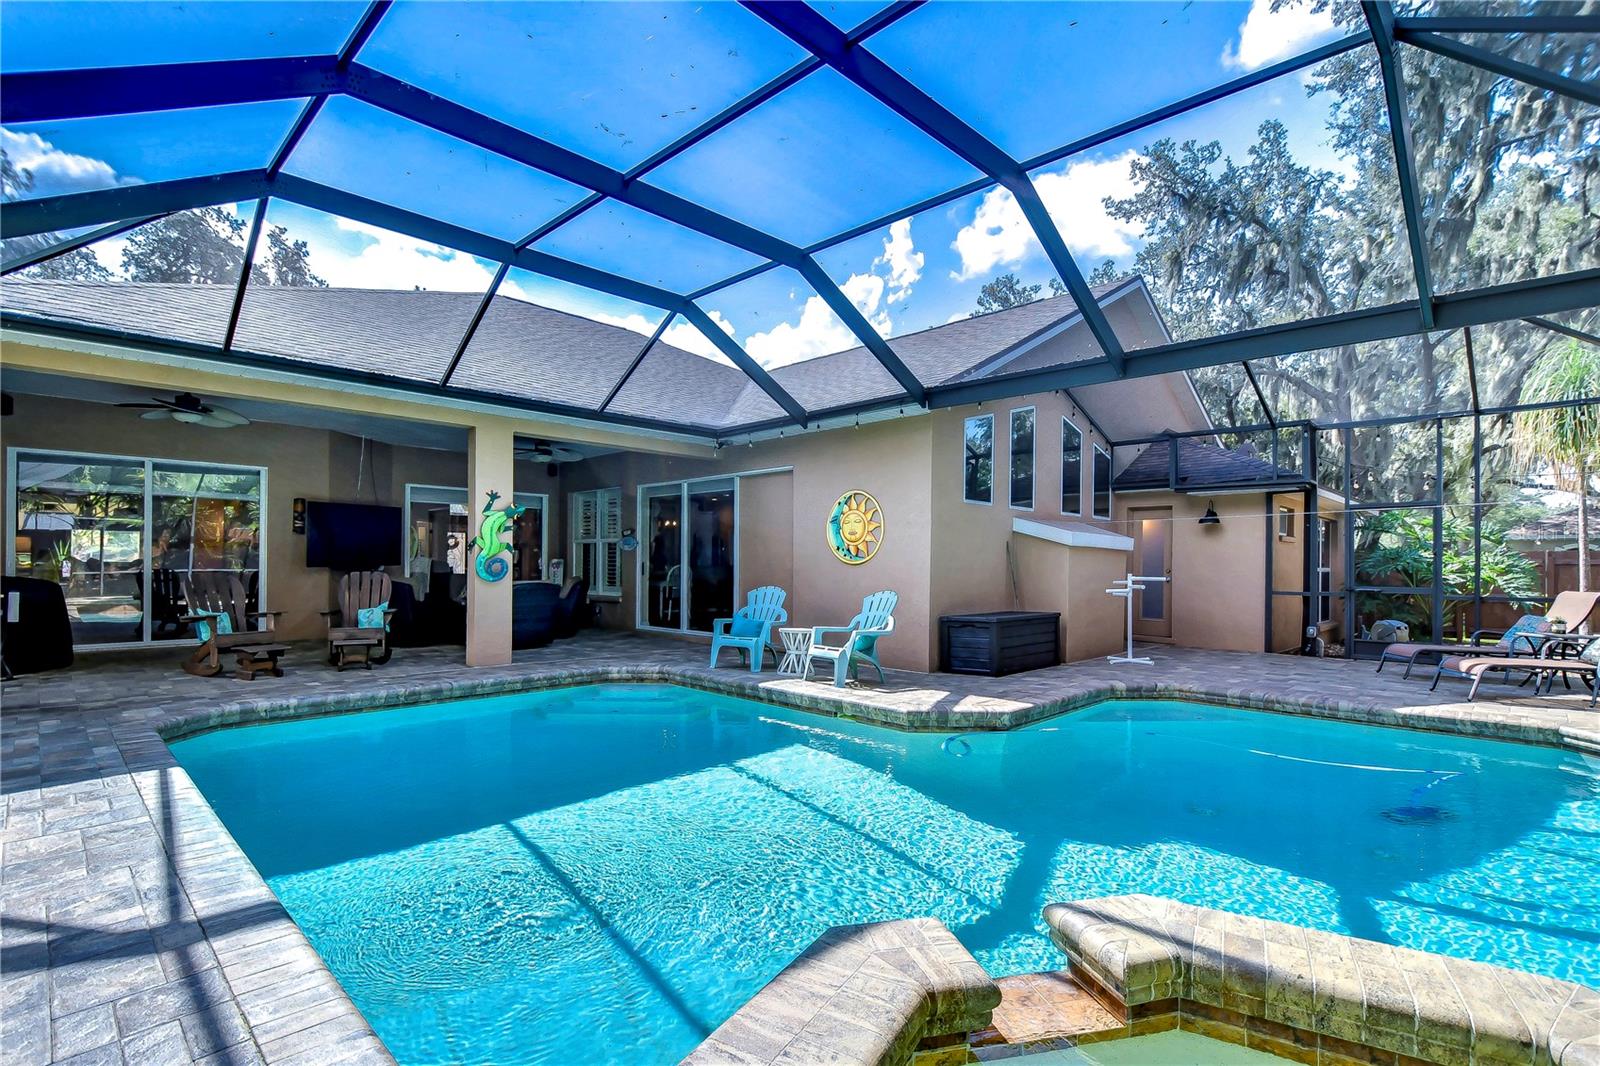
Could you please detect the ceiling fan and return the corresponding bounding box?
[516,440,585,464]
[115,391,250,429]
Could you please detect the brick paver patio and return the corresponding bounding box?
[2,633,1595,1065]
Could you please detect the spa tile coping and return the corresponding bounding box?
[680,918,999,1066]
[1043,894,1600,1066]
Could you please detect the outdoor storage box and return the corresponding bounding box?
[939,611,1061,676]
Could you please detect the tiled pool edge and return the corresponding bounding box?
[680,895,1600,1066]
[149,662,1599,755]
[1042,895,1600,1066]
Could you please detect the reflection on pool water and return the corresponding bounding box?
[171,686,1600,1065]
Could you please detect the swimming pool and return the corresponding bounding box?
[171,684,1600,1065]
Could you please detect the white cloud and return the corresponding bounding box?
[663,310,737,364]
[744,296,859,369]
[841,271,893,339]
[877,218,923,303]
[311,218,500,293]
[1221,0,1336,71]
[1,127,126,198]
[951,152,1145,280]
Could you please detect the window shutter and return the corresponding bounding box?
[601,489,622,539]
[603,542,622,594]
[575,493,597,540]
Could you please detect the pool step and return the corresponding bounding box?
[963,970,1125,1053]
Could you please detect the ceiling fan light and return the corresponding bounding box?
[172,410,206,424]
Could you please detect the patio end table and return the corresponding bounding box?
[777,627,813,679]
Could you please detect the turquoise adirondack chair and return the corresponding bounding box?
[808,590,897,688]
[710,586,789,672]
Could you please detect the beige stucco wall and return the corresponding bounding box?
[1117,491,1269,653]
[558,417,937,670]
[735,471,795,614]
[1010,533,1128,662]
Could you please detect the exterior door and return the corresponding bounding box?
[637,477,737,634]
[1130,507,1173,639]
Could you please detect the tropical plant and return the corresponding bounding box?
[1511,342,1600,591]
[1354,507,1540,635]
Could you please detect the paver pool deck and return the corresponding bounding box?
[2,632,1596,1065]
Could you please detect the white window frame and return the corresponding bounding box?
[402,483,547,579]
[1009,406,1036,511]
[570,487,623,598]
[962,412,994,506]
[6,446,267,651]
[1278,505,1296,541]
[1091,443,1113,520]
[1060,416,1083,518]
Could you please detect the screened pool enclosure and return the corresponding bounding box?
[1,1,1596,652]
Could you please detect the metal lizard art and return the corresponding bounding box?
[472,490,526,582]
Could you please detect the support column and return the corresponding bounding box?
[466,421,516,667]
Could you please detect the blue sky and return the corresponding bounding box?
[4,0,1353,368]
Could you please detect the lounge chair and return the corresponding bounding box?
[1431,634,1599,705]
[1376,590,1600,677]
[710,585,787,672]
[323,571,395,669]
[808,590,897,688]
[180,572,282,677]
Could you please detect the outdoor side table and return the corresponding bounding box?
[778,627,813,679]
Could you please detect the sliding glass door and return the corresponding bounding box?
[8,450,263,648]
[638,477,736,635]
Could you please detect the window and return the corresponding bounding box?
[1092,444,1112,519]
[963,413,993,504]
[571,487,622,597]
[9,450,263,647]
[1278,505,1296,541]
[1009,407,1035,509]
[1318,516,1335,624]
[1061,418,1082,516]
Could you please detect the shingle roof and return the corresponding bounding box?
[1114,435,1300,490]
[0,277,1139,432]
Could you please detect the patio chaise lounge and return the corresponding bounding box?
[1430,634,1599,705]
[808,590,897,688]
[710,585,787,672]
[1375,590,1600,677]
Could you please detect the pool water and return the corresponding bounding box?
[171,686,1600,1065]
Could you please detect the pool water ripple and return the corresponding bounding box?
[172,686,1600,1065]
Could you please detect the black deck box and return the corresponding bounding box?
[939,611,1061,676]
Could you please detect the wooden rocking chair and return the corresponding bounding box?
[179,572,283,677]
[322,571,396,669]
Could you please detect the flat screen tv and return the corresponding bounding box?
[304,501,403,571]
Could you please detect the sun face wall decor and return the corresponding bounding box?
[827,490,883,565]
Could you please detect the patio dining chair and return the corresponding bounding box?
[710,585,787,672]
[808,590,897,688]
[1376,590,1600,678]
